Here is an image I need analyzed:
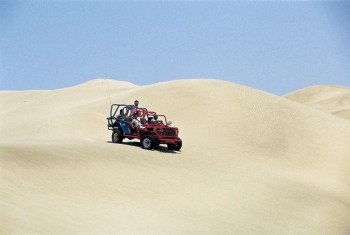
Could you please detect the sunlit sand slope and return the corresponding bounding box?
[285,85,350,120]
[1,79,350,234]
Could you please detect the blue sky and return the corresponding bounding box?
[0,0,349,95]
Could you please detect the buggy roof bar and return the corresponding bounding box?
[109,104,147,117]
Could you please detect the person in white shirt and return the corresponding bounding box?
[132,112,145,130]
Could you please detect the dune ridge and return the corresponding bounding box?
[284,85,350,120]
[1,79,350,234]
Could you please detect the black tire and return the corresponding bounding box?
[167,142,182,151]
[141,135,156,150]
[155,141,160,148]
[112,129,123,143]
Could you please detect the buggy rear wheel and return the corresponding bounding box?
[112,129,123,143]
[167,142,182,151]
[141,135,156,150]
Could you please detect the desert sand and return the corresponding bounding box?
[285,85,350,121]
[1,79,350,234]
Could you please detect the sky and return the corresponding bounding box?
[0,0,349,95]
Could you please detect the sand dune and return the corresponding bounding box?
[1,79,350,234]
[285,85,350,120]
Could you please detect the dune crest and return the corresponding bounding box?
[284,85,350,120]
[1,79,350,234]
[76,78,137,88]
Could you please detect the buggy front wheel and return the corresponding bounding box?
[141,135,156,150]
[167,142,182,151]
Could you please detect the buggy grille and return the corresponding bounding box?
[162,128,177,137]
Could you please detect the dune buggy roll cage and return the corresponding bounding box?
[107,104,169,130]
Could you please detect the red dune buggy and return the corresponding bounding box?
[107,104,182,151]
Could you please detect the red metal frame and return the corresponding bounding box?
[122,108,181,144]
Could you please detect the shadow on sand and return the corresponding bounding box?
[106,141,180,154]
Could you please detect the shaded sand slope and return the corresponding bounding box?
[285,85,350,120]
[1,79,350,234]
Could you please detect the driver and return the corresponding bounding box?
[149,115,159,124]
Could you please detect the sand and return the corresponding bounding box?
[1,79,350,234]
[285,85,350,121]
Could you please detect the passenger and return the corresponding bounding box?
[130,100,139,117]
[116,109,124,119]
[134,100,139,108]
[112,109,125,128]
[132,112,145,130]
[124,108,129,117]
